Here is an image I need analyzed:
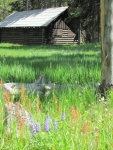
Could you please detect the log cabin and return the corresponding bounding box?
[0,7,76,45]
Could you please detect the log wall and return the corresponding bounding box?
[1,28,24,44]
[1,28,44,45]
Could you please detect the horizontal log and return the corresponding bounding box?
[29,42,42,44]
[28,36,42,40]
[55,39,76,41]
[54,41,77,44]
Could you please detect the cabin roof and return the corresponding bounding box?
[0,7,68,28]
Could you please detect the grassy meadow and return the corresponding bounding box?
[1,43,113,150]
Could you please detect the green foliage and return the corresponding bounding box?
[69,7,83,18]
[0,0,14,21]
[9,0,27,12]
[67,0,100,42]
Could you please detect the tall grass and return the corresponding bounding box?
[0,43,101,84]
[1,43,112,150]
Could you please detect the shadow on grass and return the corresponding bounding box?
[0,43,101,83]
[0,42,100,51]
[0,53,101,69]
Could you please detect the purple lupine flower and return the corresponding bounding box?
[44,120,50,132]
[54,119,58,131]
[35,122,41,134]
[61,112,66,121]
[44,115,51,132]
[45,115,51,123]
[30,123,36,135]
[30,114,35,124]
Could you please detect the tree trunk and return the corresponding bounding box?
[101,0,113,87]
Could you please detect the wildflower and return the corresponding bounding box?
[30,123,36,135]
[70,106,80,126]
[45,115,51,123]
[35,122,41,134]
[30,114,35,124]
[44,120,50,132]
[36,99,41,113]
[28,100,31,113]
[54,96,58,110]
[61,112,66,121]
[44,115,51,132]
[54,119,58,131]
[4,91,11,103]
[81,120,91,134]
[20,84,26,106]
[19,117,25,137]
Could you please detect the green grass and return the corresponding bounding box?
[1,43,113,150]
[0,43,101,84]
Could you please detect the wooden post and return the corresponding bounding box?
[78,18,81,44]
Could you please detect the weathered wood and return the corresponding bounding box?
[0,76,52,99]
